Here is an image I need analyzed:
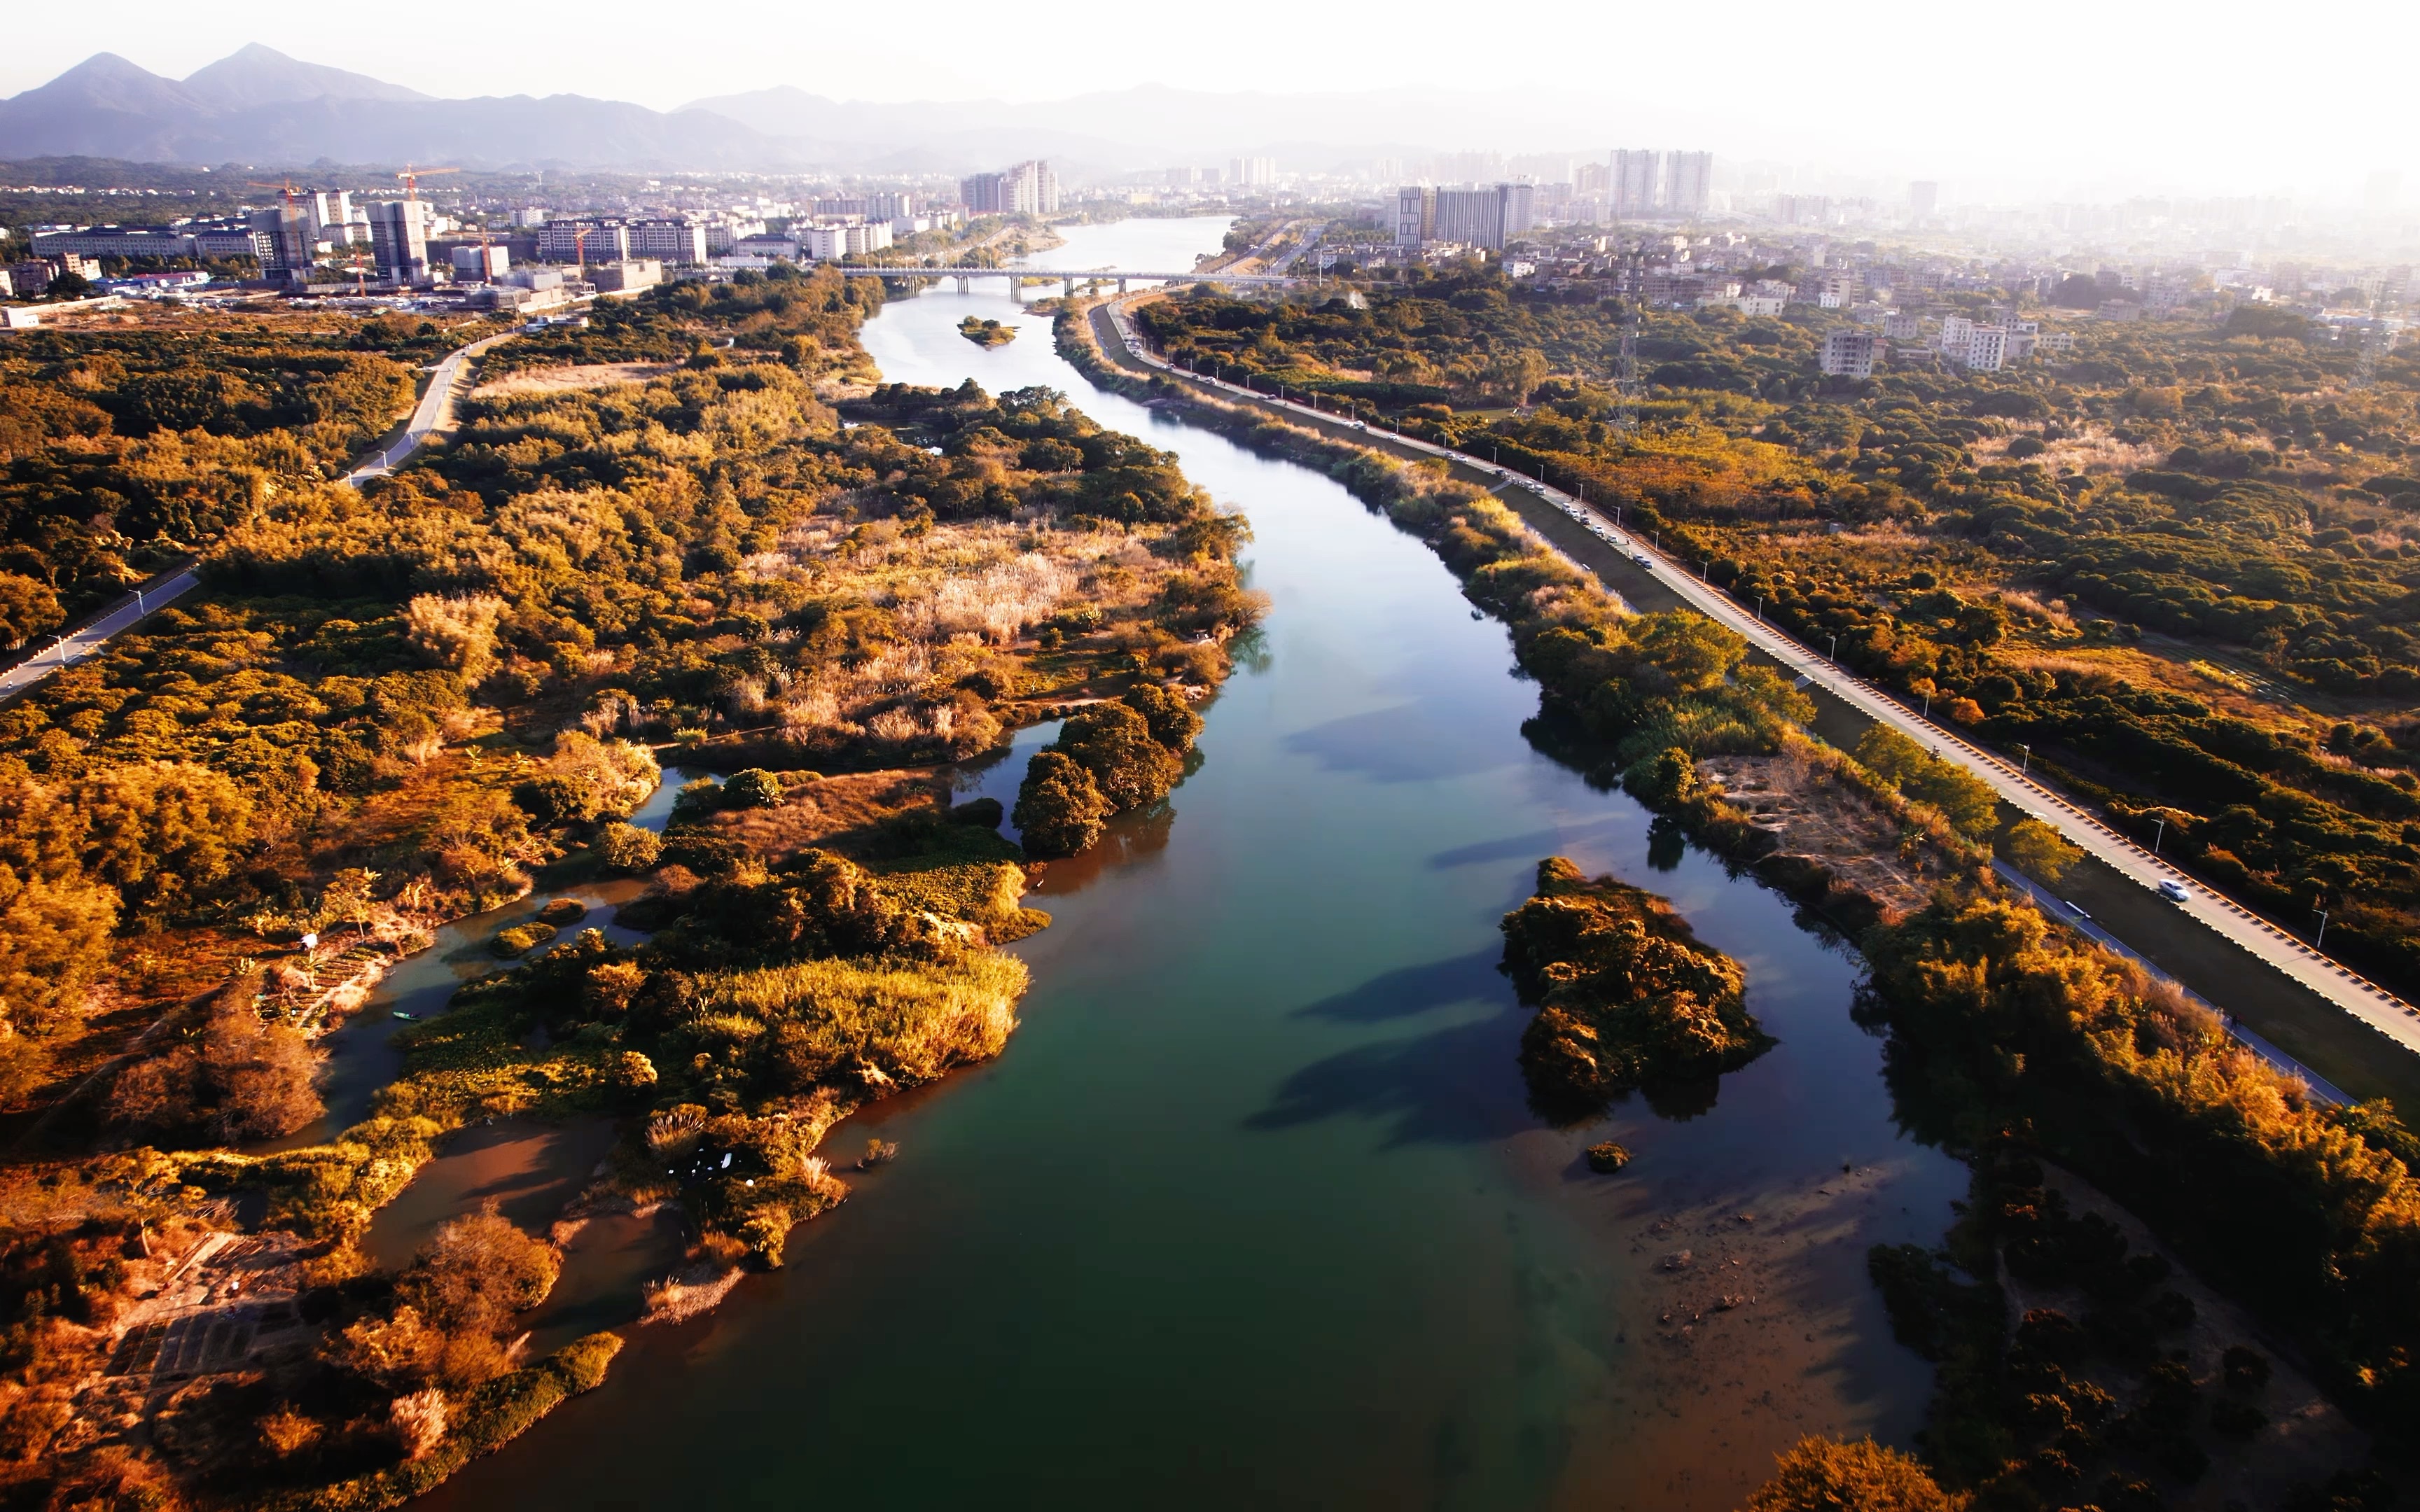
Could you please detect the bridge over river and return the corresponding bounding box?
[835,265,1302,298]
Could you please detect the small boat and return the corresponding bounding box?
[391,1011,417,1021]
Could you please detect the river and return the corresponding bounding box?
[419,217,1966,1511]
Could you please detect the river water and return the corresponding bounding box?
[421,218,1966,1511]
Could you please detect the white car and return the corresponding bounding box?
[2157,879,2191,903]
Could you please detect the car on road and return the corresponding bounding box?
[2065,899,2092,919]
[2158,879,2192,903]
[1632,554,1653,569]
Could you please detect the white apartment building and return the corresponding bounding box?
[627,218,709,265]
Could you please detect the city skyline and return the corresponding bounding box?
[1,2,2414,201]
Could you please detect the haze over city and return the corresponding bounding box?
[4,0,2416,199]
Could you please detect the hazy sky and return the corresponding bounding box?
[6,0,2412,198]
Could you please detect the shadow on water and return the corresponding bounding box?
[1290,948,1510,1024]
[1284,699,1519,783]
[415,218,1968,1512]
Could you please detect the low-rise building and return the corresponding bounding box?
[588,259,662,293]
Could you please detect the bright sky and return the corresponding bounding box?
[6,0,2412,199]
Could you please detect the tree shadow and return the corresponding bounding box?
[1292,948,1509,1024]
[1425,820,1626,872]
[1283,700,1513,783]
[1248,957,1535,1147]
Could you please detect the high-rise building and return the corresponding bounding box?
[1819,329,1882,379]
[1392,186,1434,247]
[1612,149,1659,218]
[306,190,356,246]
[250,202,314,281]
[962,162,1060,216]
[1908,180,1939,218]
[1428,183,1536,251]
[1229,156,1277,188]
[1662,151,1711,217]
[366,200,429,284]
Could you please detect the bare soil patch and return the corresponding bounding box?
[472,362,677,398]
[1699,751,1947,914]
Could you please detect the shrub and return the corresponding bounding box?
[595,822,662,873]
[723,769,784,808]
[1744,1436,1966,1511]
[1012,751,1112,857]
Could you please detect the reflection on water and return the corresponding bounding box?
[418,220,1963,1512]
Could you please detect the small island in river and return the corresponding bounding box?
[958,316,1015,347]
[1501,856,1769,1121]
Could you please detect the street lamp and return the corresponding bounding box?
[2152,816,2166,854]
[2314,907,2329,950]
[1828,633,1840,661]
[2019,743,2031,775]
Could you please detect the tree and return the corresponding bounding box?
[404,1208,560,1337]
[0,573,62,649]
[1012,751,1112,857]
[1055,702,1181,811]
[1121,684,1204,753]
[1744,1436,1966,1511]
[75,762,256,918]
[2003,818,2082,884]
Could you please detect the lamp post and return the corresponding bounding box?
[2019,743,2031,775]
[2314,907,2329,950]
[1827,633,1840,662]
[2152,816,2166,854]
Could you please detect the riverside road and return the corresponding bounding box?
[1090,293,2420,1067]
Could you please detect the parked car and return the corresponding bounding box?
[2157,878,2191,903]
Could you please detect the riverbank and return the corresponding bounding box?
[1056,294,2404,1503]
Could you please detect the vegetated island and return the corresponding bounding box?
[1054,295,2414,1508]
[0,265,1260,1509]
[958,316,1015,348]
[1501,857,1767,1123]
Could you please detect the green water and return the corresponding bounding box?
[422,219,1966,1511]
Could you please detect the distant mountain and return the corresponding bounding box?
[681,81,1608,169]
[0,46,1592,176]
[0,46,801,170]
[180,43,431,110]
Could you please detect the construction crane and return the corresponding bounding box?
[394,164,460,206]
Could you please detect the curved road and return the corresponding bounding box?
[1094,296,2420,1058]
[343,330,514,486]
[0,328,511,705]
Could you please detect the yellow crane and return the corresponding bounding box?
[394,164,460,206]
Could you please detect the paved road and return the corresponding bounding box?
[1095,298,2420,1059]
[342,330,513,486]
[0,566,200,704]
[1,328,513,705]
